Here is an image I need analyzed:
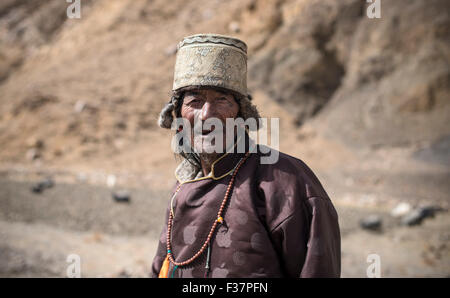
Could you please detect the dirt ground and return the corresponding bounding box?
[1,140,448,278]
[0,85,448,278]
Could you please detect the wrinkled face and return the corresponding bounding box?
[180,88,239,154]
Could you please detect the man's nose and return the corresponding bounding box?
[200,101,217,121]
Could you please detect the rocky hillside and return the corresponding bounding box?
[1,0,449,278]
[0,0,448,172]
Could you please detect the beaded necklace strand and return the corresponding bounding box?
[165,151,251,275]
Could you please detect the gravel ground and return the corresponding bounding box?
[0,177,449,277]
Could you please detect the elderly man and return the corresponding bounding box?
[151,34,340,278]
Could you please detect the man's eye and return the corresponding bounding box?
[187,98,201,104]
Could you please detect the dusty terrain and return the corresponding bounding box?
[0,0,449,277]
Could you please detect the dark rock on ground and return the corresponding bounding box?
[112,190,131,203]
[31,184,43,194]
[30,178,54,194]
[359,215,382,231]
[402,206,445,226]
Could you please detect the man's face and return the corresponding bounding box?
[180,88,239,154]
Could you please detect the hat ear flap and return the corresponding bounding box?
[158,101,175,129]
[158,93,183,129]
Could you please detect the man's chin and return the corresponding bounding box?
[193,136,223,154]
[194,147,224,155]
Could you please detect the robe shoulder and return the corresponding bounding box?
[252,148,341,277]
[253,147,333,231]
[254,147,330,198]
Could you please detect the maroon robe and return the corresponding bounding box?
[150,139,340,278]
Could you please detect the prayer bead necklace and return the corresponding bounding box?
[166,151,251,267]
